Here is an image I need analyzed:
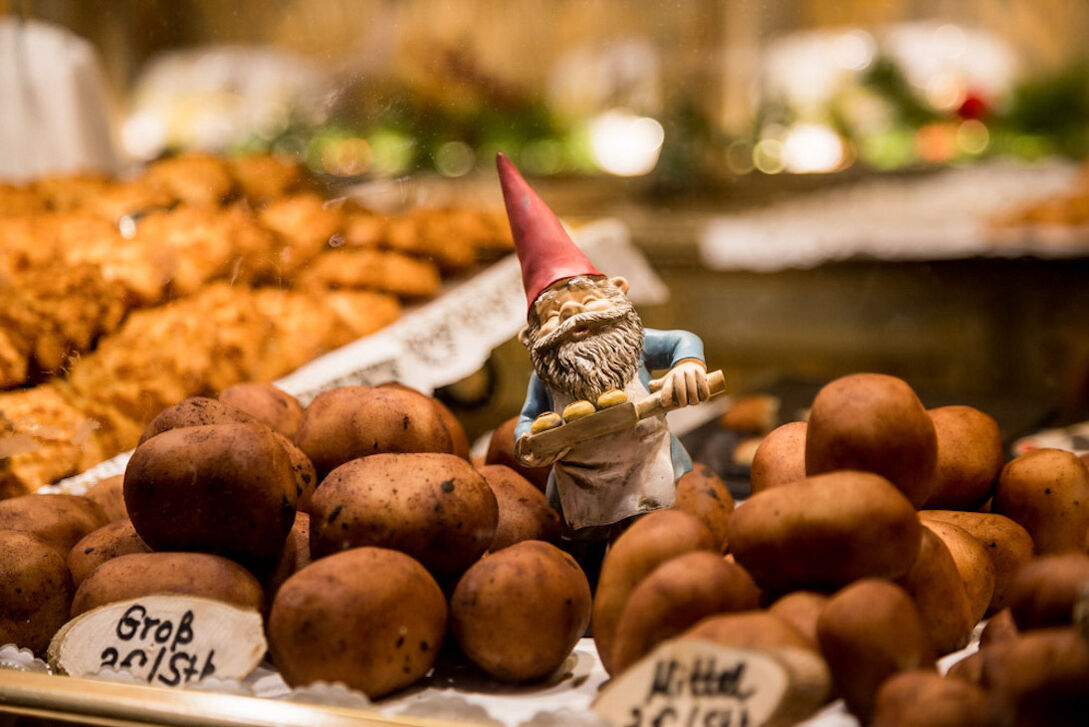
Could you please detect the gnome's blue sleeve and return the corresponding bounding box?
[515,372,553,442]
[640,328,706,375]
[638,328,705,481]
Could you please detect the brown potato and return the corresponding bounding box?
[727,470,922,593]
[139,396,256,444]
[71,552,264,617]
[593,509,716,675]
[750,421,808,495]
[83,475,127,522]
[805,373,937,507]
[993,448,1089,555]
[768,591,829,647]
[291,386,372,477]
[484,416,550,492]
[921,406,1004,510]
[451,540,590,683]
[871,670,998,727]
[673,462,735,551]
[683,609,815,652]
[0,494,108,558]
[270,431,317,514]
[309,453,497,578]
[477,464,560,551]
[980,607,1018,648]
[1007,552,1089,631]
[66,520,151,586]
[295,386,453,477]
[218,382,304,439]
[923,519,996,624]
[0,530,74,654]
[816,579,935,722]
[981,627,1089,725]
[124,423,298,570]
[377,382,470,460]
[945,651,983,686]
[261,512,311,603]
[611,551,760,674]
[268,547,446,698]
[920,510,1034,612]
[895,528,975,655]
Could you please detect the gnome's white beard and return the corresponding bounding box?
[527,301,644,403]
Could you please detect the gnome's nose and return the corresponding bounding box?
[559,300,584,320]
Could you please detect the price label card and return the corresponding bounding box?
[47,595,266,687]
[593,639,799,727]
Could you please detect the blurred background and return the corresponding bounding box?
[4,0,1089,451]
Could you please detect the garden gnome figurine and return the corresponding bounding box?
[499,153,713,542]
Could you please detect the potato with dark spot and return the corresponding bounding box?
[0,530,74,654]
[871,670,998,727]
[993,448,1089,555]
[593,509,715,675]
[477,464,560,551]
[895,528,975,655]
[1007,552,1089,631]
[727,470,922,593]
[378,382,471,460]
[920,510,1035,612]
[124,423,298,571]
[485,416,550,492]
[673,463,734,552]
[218,382,304,439]
[66,520,151,586]
[816,579,935,722]
[922,519,996,624]
[921,406,1004,511]
[295,386,453,478]
[269,547,446,698]
[71,552,264,617]
[805,373,937,507]
[611,551,760,674]
[139,396,256,444]
[0,494,108,558]
[309,453,497,578]
[451,540,590,683]
[769,591,829,647]
[270,432,317,513]
[750,421,808,494]
[83,475,127,522]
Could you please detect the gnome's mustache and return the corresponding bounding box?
[531,306,631,354]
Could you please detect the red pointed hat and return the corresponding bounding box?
[496,153,603,311]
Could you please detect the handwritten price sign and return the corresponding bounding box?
[47,595,266,686]
[593,639,830,727]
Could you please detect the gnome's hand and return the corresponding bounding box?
[516,434,570,468]
[650,360,711,408]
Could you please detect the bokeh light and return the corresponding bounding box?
[588,109,665,176]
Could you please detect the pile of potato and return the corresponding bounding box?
[3,370,1089,725]
[591,372,1089,725]
[0,380,580,700]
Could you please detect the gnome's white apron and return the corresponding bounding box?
[549,375,675,530]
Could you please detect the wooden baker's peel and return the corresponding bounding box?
[517,369,726,464]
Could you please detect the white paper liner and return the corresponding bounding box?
[0,643,50,673]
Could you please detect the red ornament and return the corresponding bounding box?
[957,91,989,120]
